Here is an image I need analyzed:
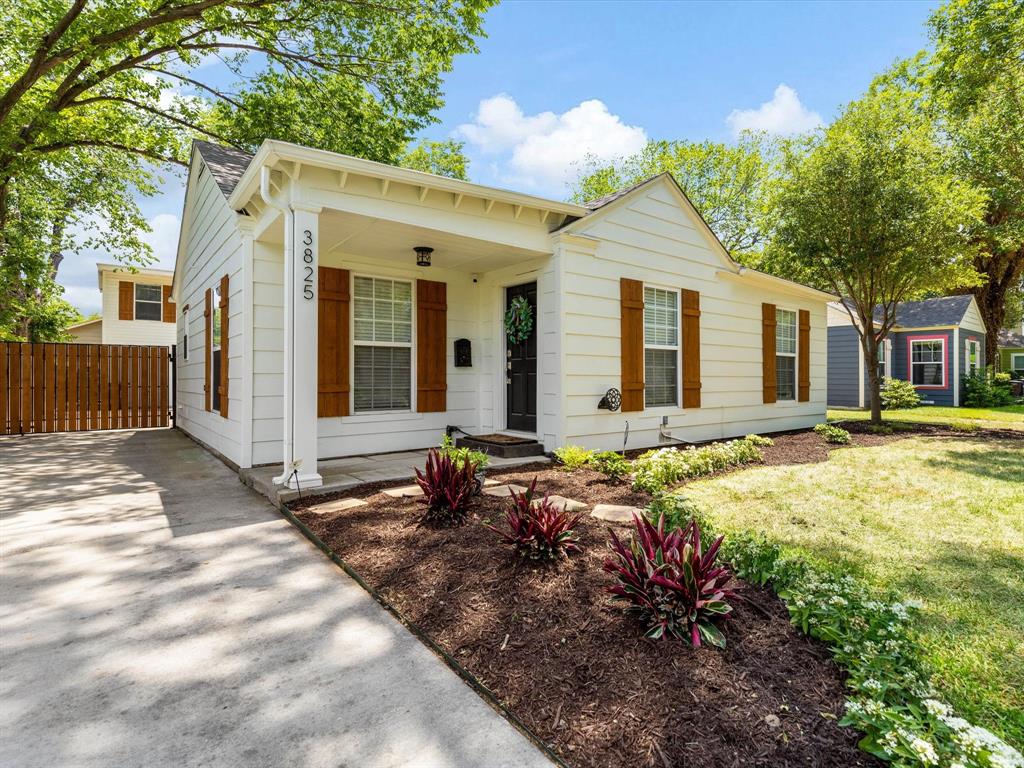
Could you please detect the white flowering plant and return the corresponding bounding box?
[632,437,765,493]
[721,532,1023,768]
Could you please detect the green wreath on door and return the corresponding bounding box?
[504,295,533,344]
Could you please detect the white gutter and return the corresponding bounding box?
[260,166,296,484]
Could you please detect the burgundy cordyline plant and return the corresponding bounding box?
[604,513,735,647]
[486,477,584,561]
[415,449,477,526]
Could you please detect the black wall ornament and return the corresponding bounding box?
[598,387,621,412]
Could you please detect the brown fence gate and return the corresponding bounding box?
[0,342,173,436]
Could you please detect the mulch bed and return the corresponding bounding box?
[294,459,881,767]
[290,425,1018,767]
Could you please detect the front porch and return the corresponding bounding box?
[241,448,550,506]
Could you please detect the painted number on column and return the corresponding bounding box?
[302,229,314,300]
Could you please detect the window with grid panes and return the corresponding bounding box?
[643,286,679,408]
[353,277,413,411]
[775,308,797,401]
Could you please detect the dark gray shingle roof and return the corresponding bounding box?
[194,140,253,198]
[999,328,1024,348]
[581,175,664,210]
[881,295,974,328]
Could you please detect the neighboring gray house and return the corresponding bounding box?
[827,296,987,408]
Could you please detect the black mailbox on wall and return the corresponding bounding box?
[454,338,472,367]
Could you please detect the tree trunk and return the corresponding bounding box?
[861,332,883,424]
[961,238,1024,365]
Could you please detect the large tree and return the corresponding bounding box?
[769,85,984,423]
[925,0,1024,363]
[0,0,490,339]
[570,133,778,263]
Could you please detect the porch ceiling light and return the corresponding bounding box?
[414,246,433,267]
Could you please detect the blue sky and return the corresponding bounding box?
[62,0,938,314]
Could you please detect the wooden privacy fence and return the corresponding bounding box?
[0,342,171,435]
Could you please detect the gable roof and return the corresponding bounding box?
[194,140,253,198]
[999,327,1024,348]
[835,294,977,329]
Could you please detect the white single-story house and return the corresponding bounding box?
[826,295,987,408]
[172,139,834,489]
[67,263,176,345]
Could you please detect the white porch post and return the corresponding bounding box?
[274,202,323,489]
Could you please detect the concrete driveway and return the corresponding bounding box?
[0,429,551,768]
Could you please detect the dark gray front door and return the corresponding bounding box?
[505,282,536,433]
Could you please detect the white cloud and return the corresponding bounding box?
[456,94,647,193]
[725,84,823,138]
[141,213,182,268]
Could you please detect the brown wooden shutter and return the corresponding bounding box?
[119,281,134,320]
[219,274,229,418]
[620,278,645,411]
[762,302,777,404]
[681,289,701,409]
[798,309,810,402]
[162,285,174,322]
[318,267,350,417]
[416,279,447,413]
[204,288,212,412]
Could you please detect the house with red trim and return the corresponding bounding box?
[826,295,987,408]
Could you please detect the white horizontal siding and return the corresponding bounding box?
[563,179,828,451]
[175,164,245,466]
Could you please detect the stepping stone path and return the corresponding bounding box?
[383,485,423,498]
[482,483,528,497]
[535,495,587,513]
[306,498,368,514]
[591,504,644,523]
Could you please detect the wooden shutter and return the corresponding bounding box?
[204,288,212,412]
[681,288,701,409]
[416,279,447,413]
[218,274,229,418]
[318,267,350,417]
[798,309,810,402]
[119,281,134,320]
[620,278,644,411]
[762,302,777,404]
[162,285,174,322]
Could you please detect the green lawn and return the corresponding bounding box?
[829,405,1024,430]
[685,436,1024,747]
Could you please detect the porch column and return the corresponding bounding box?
[273,202,323,489]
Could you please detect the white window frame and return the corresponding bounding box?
[134,283,163,322]
[910,338,945,388]
[1010,352,1024,373]
[965,338,981,377]
[642,284,681,410]
[350,274,415,415]
[775,306,798,402]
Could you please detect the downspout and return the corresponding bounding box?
[260,167,296,482]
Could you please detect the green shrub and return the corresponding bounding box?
[880,378,921,410]
[645,492,713,548]
[744,433,775,447]
[439,434,490,472]
[994,371,1011,385]
[632,437,764,493]
[814,423,851,444]
[961,373,1014,407]
[553,444,595,471]
[591,450,630,482]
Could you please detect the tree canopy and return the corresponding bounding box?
[768,84,985,422]
[0,0,491,339]
[570,134,778,263]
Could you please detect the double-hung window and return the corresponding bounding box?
[775,308,797,401]
[1011,353,1024,376]
[910,339,944,386]
[643,286,679,408]
[877,338,887,379]
[353,276,412,412]
[135,284,163,321]
[966,339,980,377]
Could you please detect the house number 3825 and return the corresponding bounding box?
[301,229,314,300]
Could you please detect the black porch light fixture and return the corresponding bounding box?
[414,246,433,267]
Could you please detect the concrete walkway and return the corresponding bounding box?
[0,429,551,768]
